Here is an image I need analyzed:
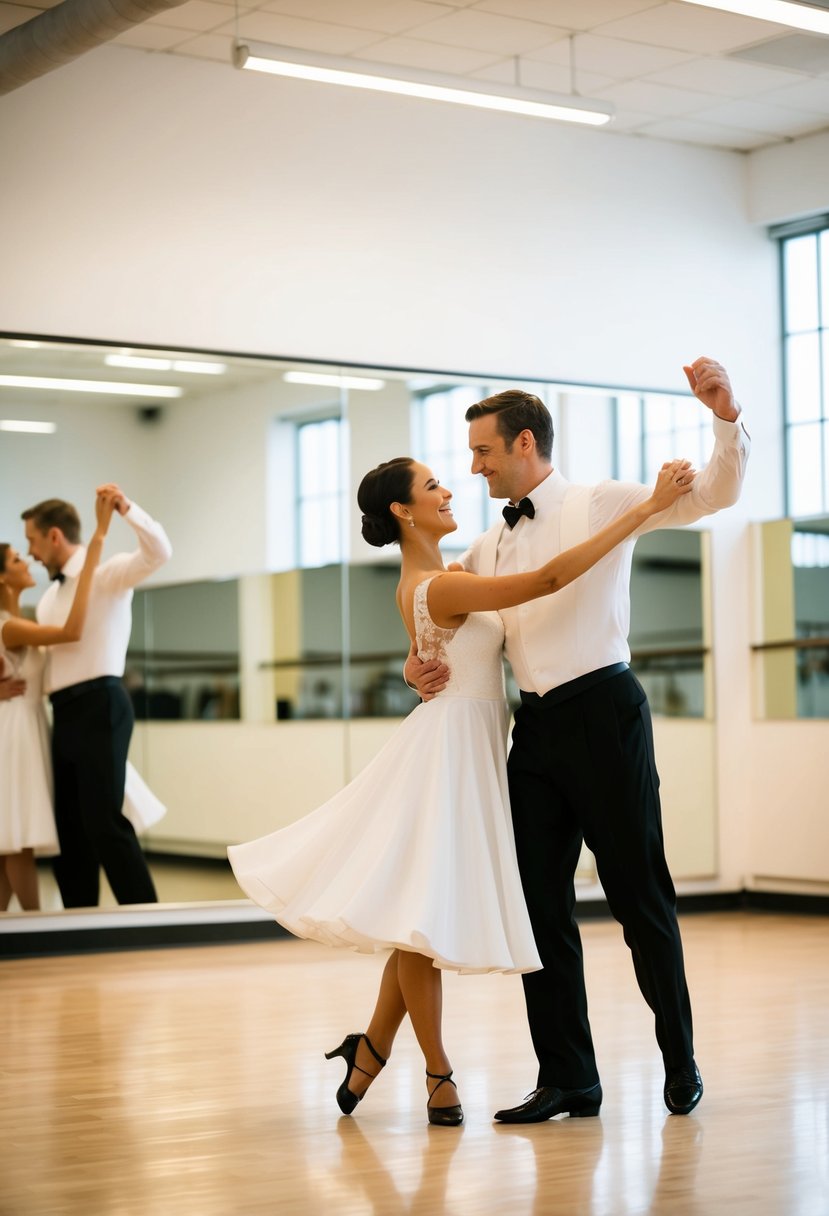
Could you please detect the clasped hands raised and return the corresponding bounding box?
[94,483,131,536]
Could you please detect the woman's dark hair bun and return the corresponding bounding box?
[360,512,398,548]
[357,457,415,549]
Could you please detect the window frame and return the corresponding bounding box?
[772,213,829,518]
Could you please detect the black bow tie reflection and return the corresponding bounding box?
[502,498,535,529]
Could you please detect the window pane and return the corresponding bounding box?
[785,333,822,423]
[300,498,324,567]
[821,230,829,328]
[792,529,829,569]
[784,235,819,334]
[297,418,342,567]
[415,385,487,544]
[615,390,707,485]
[644,431,675,483]
[300,495,342,567]
[422,395,447,452]
[318,419,340,488]
[298,418,340,495]
[616,394,641,482]
[673,396,701,432]
[448,483,484,549]
[298,425,320,491]
[788,423,824,517]
[675,426,706,467]
[644,394,669,435]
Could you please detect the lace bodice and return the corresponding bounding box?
[0,611,46,704]
[413,576,506,701]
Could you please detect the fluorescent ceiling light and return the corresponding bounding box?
[7,339,45,349]
[105,355,227,374]
[173,359,227,375]
[233,43,614,127]
[0,374,183,398]
[284,371,385,391]
[680,0,829,34]
[106,355,170,371]
[0,419,57,433]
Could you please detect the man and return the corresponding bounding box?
[406,357,749,1120]
[23,485,172,907]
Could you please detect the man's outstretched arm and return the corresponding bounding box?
[94,483,173,593]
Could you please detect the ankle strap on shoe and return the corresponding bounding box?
[363,1034,387,1068]
[426,1069,456,1103]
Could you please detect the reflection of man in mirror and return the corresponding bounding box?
[22,485,172,908]
[406,356,750,1122]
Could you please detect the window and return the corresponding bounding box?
[778,221,829,517]
[413,384,501,548]
[296,416,344,567]
[615,392,711,485]
[414,381,711,533]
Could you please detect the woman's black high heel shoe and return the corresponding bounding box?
[426,1070,464,1127]
[324,1033,387,1115]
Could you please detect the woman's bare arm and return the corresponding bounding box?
[428,459,694,626]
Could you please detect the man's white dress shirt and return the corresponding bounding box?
[463,414,750,697]
[36,502,172,694]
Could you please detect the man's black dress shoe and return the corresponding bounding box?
[664,1062,703,1115]
[494,1083,602,1123]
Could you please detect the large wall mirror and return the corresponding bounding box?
[0,335,715,939]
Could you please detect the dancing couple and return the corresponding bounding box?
[0,485,171,911]
[229,356,750,1126]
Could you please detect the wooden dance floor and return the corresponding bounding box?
[2,911,827,1215]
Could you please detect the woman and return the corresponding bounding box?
[228,456,694,1126]
[0,490,115,910]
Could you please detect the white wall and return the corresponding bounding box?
[1,46,776,416]
[3,44,827,899]
[747,129,829,226]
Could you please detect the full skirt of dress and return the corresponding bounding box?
[228,695,541,975]
[0,697,58,855]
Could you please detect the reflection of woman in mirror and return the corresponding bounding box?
[228,457,694,1125]
[0,491,114,910]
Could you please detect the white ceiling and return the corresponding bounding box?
[3,0,829,151]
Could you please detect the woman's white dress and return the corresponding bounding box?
[228,577,541,974]
[0,611,165,852]
[0,613,58,854]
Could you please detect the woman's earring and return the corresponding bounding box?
[408,518,415,528]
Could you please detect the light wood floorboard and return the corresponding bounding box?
[1,911,828,1215]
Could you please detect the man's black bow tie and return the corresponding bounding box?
[502,498,535,529]
[51,571,66,584]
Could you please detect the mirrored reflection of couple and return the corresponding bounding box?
[0,485,171,912]
[230,357,750,1126]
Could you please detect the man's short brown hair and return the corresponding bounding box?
[21,499,82,544]
[465,390,554,461]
